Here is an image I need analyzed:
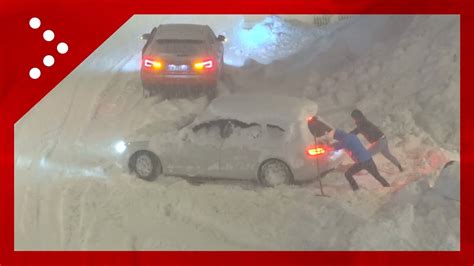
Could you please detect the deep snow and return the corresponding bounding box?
[14,15,459,250]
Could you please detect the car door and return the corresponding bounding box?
[166,120,226,178]
[219,120,263,180]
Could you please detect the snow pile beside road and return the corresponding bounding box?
[225,16,323,66]
[225,16,459,151]
[350,162,460,250]
[15,162,459,250]
[301,16,460,151]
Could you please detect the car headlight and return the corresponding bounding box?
[114,141,127,154]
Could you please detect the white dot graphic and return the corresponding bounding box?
[57,42,68,54]
[29,17,41,29]
[29,68,41,79]
[43,30,55,41]
[43,55,55,67]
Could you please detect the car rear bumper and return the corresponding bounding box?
[141,70,218,87]
[290,152,343,182]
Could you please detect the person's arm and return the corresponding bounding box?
[331,141,344,151]
[349,126,359,135]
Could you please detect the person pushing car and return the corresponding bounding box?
[350,109,403,172]
[327,128,391,191]
[308,117,390,191]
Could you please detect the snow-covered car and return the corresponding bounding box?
[140,24,226,98]
[117,94,343,186]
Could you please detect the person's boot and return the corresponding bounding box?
[345,175,360,191]
[375,176,391,187]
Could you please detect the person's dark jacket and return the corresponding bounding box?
[332,129,372,163]
[350,113,384,144]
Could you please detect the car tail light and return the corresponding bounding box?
[143,59,163,70]
[306,145,328,157]
[194,59,214,70]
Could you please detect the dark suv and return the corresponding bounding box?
[140,24,225,98]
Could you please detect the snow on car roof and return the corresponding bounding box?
[155,24,210,41]
[201,94,318,128]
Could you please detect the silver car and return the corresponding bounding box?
[118,94,343,186]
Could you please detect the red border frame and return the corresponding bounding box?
[1,0,473,265]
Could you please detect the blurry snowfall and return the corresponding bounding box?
[14,15,460,250]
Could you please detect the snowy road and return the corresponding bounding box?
[14,15,459,250]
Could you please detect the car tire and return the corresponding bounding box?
[130,150,161,181]
[258,159,293,187]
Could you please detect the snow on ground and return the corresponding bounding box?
[14,15,459,250]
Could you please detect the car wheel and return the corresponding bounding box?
[258,159,293,187]
[130,150,161,181]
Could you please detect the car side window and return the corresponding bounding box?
[221,120,233,139]
[191,119,229,140]
[267,124,285,139]
[209,120,226,138]
[191,119,263,141]
[192,122,210,135]
[227,120,262,140]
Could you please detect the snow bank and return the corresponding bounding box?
[303,16,460,151]
[224,16,459,152]
[15,166,459,250]
[224,16,323,66]
[350,164,460,250]
[15,15,459,250]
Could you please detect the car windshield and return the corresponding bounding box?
[155,39,206,55]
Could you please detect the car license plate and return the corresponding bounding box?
[167,64,189,72]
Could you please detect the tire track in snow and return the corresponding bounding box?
[59,182,87,249]
[91,54,140,120]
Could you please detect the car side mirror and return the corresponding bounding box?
[217,35,226,42]
[141,33,151,40]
